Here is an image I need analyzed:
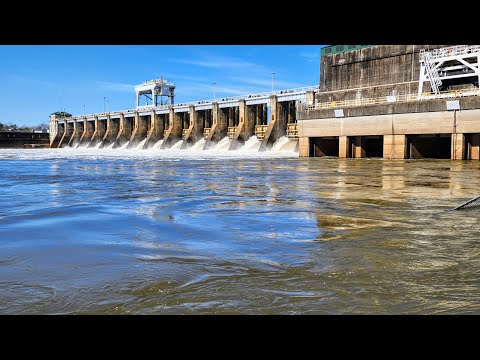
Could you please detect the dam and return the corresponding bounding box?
[49,78,316,152]
[50,45,480,160]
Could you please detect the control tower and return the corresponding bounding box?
[135,77,175,109]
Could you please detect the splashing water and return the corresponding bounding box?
[169,140,183,150]
[136,139,147,149]
[241,137,261,152]
[211,137,231,151]
[271,136,297,152]
[152,139,164,150]
[189,138,206,151]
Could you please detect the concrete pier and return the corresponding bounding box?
[127,113,148,149]
[67,119,83,147]
[161,106,182,149]
[102,114,120,147]
[143,110,164,149]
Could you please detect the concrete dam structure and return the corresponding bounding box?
[49,78,316,152]
[297,45,480,160]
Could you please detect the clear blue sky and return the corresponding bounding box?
[0,45,325,126]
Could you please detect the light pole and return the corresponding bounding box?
[272,72,275,94]
[103,97,106,112]
[213,82,216,101]
[83,104,85,116]
[106,99,109,112]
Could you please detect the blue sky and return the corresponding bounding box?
[0,45,325,126]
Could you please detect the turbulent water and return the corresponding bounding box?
[1,144,480,314]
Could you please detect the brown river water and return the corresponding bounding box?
[0,148,479,314]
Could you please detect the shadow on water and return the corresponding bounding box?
[0,150,480,314]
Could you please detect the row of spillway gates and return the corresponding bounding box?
[49,81,317,151]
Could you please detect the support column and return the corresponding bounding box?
[299,137,310,157]
[57,120,70,148]
[229,100,247,150]
[93,116,106,145]
[354,136,366,158]
[102,114,119,146]
[161,106,182,149]
[339,136,350,158]
[67,119,82,147]
[451,133,465,160]
[470,134,480,160]
[204,103,220,150]
[306,90,315,106]
[81,118,94,146]
[143,110,163,149]
[383,135,407,159]
[128,112,148,148]
[241,102,255,141]
[259,95,279,151]
[49,115,59,147]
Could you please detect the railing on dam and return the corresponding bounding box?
[420,45,480,60]
[306,88,480,111]
[63,85,320,121]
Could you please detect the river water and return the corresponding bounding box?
[1,144,480,314]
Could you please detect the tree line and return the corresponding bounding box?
[0,122,49,133]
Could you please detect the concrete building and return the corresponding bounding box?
[298,45,480,160]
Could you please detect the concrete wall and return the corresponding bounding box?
[319,45,450,102]
[298,107,480,138]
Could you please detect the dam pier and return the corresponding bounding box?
[50,45,480,159]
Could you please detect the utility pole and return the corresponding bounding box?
[272,72,275,94]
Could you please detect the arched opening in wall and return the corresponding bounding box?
[310,137,339,157]
[407,134,451,159]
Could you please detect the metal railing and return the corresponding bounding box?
[227,127,237,139]
[307,88,480,111]
[420,45,480,60]
[286,124,298,138]
[62,85,320,122]
[307,93,418,110]
[255,125,268,139]
[203,128,211,139]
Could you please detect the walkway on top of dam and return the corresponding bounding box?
[64,86,319,122]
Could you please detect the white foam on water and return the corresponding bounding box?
[271,136,297,152]
[241,137,261,152]
[136,139,147,149]
[189,138,205,151]
[152,139,164,150]
[6,133,298,161]
[169,140,183,150]
[211,137,231,151]
[94,141,103,149]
